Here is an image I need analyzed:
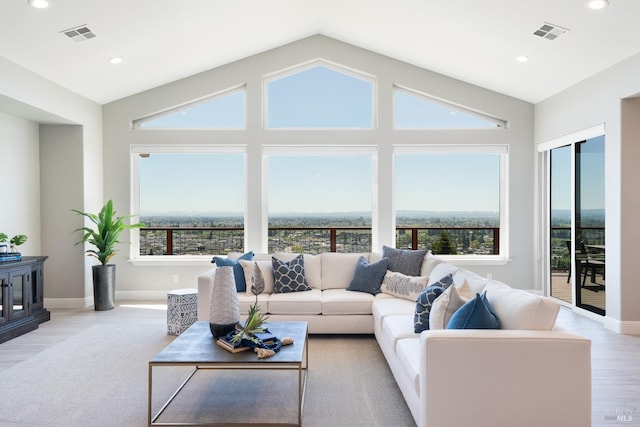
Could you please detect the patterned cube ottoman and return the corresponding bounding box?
[167,288,198,335]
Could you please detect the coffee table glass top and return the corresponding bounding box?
[151,321,308,364]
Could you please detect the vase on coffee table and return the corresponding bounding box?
[209,266,240,338]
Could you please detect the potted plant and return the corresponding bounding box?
[0,233,27,257]
[73,200,144,310]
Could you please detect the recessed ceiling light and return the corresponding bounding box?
[109,57,123,64]
[515,55,529,63]
[587,0,609,10]
[28,0,49,8]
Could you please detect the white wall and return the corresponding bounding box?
[103,35,535,298]
[0,57,103,308]
[0,112,41,255]
[535,52,640,333]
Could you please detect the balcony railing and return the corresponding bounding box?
[140,226,500,256]
[550,226,605,270]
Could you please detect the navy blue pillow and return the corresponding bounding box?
[347,256,389,295]
[447,291,500,329]
[414,285,445,333]
[212,251,254,292]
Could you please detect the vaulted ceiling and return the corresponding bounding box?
[1,0,638,105]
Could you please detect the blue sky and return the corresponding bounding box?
[138,65,507,216]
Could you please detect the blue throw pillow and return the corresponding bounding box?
[347,256,389,295]
[447,291,500,329]
[212,251,254,292]
[272,254,310,293]
[414,285,445,333]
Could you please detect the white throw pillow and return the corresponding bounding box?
[429,281,474,330]
[380,271,430,301]
[239,260,275,296]
[484,281,561,330]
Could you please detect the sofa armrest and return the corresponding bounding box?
[197,268,216,321]
[419,329,591,427]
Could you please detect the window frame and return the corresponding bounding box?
[393,144,509,263]
[129,144,247,266]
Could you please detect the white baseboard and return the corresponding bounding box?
[115,290,169,302]
[44,291,169,309]
[44,297,92,309]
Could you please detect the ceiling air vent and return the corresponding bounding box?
[533,22,569,40]
[60,25,96,42]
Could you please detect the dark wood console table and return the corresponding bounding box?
[0,256,49,344]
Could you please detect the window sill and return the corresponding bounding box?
[128,256,213,267]
[437,255,511,266]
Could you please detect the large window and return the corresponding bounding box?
[264,147,375,253]
[132,146,246,256]
[394,145,507,257]
[129,58,512,261]
[265,62,375,129]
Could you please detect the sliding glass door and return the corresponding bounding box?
[542,128,605,316]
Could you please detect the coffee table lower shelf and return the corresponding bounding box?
[148,321,309,427]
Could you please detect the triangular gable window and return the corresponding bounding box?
[394,86,505,129]
[265,61,375,129]
[134,87,245,129]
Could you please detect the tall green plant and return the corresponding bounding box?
[73,200,144,265]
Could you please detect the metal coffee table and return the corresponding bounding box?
[148,321,308,426]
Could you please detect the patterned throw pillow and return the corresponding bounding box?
[272,254,311,293]
[380,271,430,301]
[414,285,445,333]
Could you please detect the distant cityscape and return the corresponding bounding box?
[139,212,501,256]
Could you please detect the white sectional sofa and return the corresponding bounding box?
[197,251,592,427]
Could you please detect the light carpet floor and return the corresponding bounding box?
[0,305,415,427]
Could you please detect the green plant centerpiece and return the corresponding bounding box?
[230,263,269,346]
[72,200,144,310]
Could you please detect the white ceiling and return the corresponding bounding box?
[1,0,639,105]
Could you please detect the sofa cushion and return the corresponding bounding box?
[239,260,275,296]
[382,314,418,342]
[484,281,560,330]
[380,271,430,301]
[427,262,459,286]
[267,288,322,315]
[396,338,421,395]
[272,254,311,293]
[383,246,428,276]
[273,252,322,289]
[429,280,474,330]
[420,251,443,277]
[372,297,415,331]
[414,285,446,333]
[447,291,500,329]
[321,252,366,290]
[322,289,374,315]
[212,251,254,292]
[347,256,389,295]
[378,314,416,357]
